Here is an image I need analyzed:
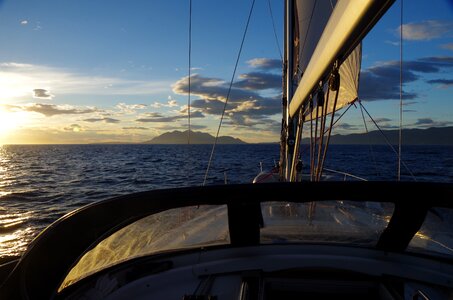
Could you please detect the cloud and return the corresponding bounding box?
[413,118,453,127]
[360,56,453,101]
[427,79,453,88]
[441,43,453,51]
[374,118,392,123]
[64,124,83,132]
[83,117,120,123]
[398,20,453,41]
[247,58,282,70]
[235,72,281,90]
[136,110,204,123]
[334,123,359,130]
[0,62,172,101]
[24,103,99,117]
[173,74,281,123]
[20,20,28,25]
[115,103,147,113]
[33,88,54,99]
[150,98,180,108]
[122,127,149,130]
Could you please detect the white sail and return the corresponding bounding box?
[305,44,361,121]
[289,0,393,119]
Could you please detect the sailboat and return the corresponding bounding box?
[1,0,452,299]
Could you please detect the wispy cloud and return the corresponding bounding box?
[24,103,99,117]
[136,110,204,123]
[413,118,453,127]
[398,20,453,41]
[427,79,453,88]
[0,62,172,101]
[150,97,179,108]
[20,20,28,25]
[1,103,99,117]
[122,127,149,130]
[247,58,282,70]
[441,43,453,51]
[115,103,147,114]
[83,117,120,124]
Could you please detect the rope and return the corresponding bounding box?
[203,0,256,186]
[318,76,340,181]
[359,100,416,181]
[187,0,192,145]
[398,0,403,181]
[359,99,379,177]
[267,0,282,60]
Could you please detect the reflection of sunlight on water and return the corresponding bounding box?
[0,212,34,257]
[0,227,34,257]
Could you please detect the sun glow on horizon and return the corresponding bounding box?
[0,109,30,143]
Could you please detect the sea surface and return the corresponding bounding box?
[0,144,452,260]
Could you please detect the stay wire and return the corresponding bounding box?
[267,0,283,60]
[359,100,416,181]
[398,0,403,181]
[359,99,379,177]
[203,0,256,186]
[188,0,192,145]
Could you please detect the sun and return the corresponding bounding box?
[0,109,28,141]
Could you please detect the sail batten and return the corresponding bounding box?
[289,0,394,119]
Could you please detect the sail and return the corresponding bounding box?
[305,44,361,121]
[289,0,395,119]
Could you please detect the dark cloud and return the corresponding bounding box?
[24,103,98,117]
[136,110,204,123]
[33,88,54,99]
[374,118,392,123]
[247,58,282,71]
[235,72,281,90]
[427,79,453,88]
[360,56,453,101]
[83,117,120,123]
[413,118,453,127]
[335,123,359,130]
[415,118,434,125]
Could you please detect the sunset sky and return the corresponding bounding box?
[0,0,452,144]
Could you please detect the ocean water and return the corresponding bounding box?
[0,144,452,259]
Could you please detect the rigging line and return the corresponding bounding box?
[300,101,354,156]
[398,0,403,181]
[359,100,416,181]
[315,87,330,181]
[188,0,192,145]
[318,81,340,182]
[267,0,283,60]
[359,98,380,177]
[202,0,256,186]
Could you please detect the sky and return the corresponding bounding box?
[0,0,452,144]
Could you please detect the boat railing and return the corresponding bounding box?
[322,168,367,181]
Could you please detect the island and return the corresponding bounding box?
[144,130,246,144]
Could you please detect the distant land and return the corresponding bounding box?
[301,126,453,145]
[144,130,246,144]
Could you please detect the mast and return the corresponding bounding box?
[280,0,297,182]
